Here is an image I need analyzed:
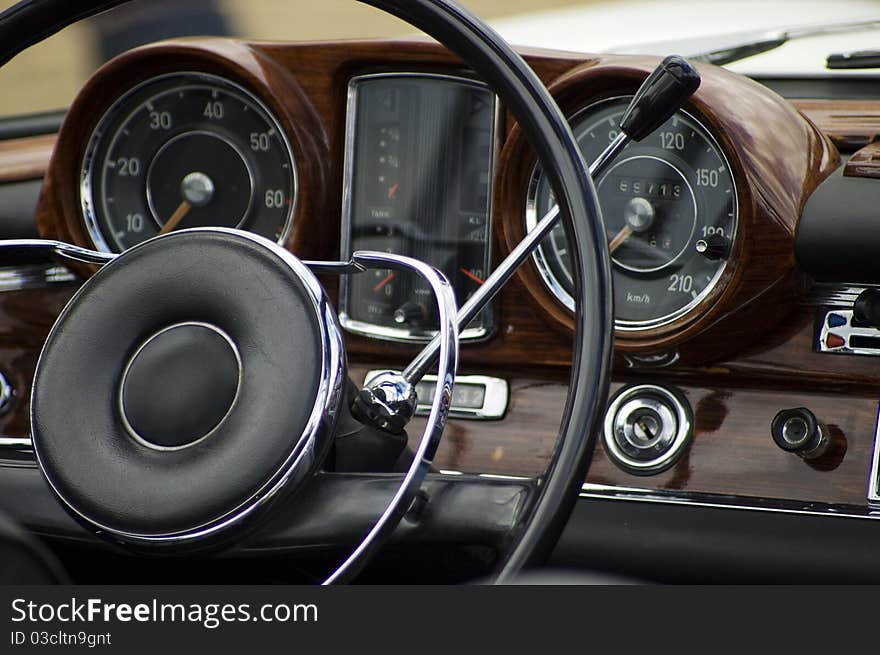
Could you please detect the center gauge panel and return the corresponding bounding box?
[339,73,497,342]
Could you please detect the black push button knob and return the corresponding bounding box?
[695,234,730,260]
[771,408,829,459]
[393,301,426,325]
[854,288,880,328]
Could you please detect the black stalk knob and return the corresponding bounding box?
[696,234,730,260]
[619,55,701,142]
[854,288,880,328]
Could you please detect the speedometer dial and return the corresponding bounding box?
[81,72,296,253]
[526,97,737,330]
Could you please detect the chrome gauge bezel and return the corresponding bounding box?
[80,71,298,254]
[525,96,739,332]
[339,71,499,343]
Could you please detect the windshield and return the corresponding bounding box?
[0,0,879,117]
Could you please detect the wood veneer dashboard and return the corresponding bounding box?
[5,37,880,513]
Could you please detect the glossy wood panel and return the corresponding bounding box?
[355,369,878,506]
[587,382,877,507]
[209,40,579,367]
[844,140,880,178]
[353,366,876,506]
[0,134,55,182]
[0,286,76,439]
[349,366,565,478]
[26,39,863,377]
[794,99,880,151]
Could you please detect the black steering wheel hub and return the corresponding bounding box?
[31,229,344,546]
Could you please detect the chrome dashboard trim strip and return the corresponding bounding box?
[429,469,880,521]
[806,283,874,307]
[580,483,880,521]
[0,436,32,450]
[338,71,498,344]
[867,403,880,504]
[0,263,75,291]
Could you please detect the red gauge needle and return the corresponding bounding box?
[373,272,395,292]
[460,268,485,285]
[387,183,400,200]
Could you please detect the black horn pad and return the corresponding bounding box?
[32,230,339,542]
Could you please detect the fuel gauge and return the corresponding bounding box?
[340,73,496,342]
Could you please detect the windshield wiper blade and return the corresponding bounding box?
[610,18,880,67]
[691,18,880,66]
[827,49,880,69]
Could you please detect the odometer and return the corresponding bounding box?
[81,72,296,253]
[527,96,737,330]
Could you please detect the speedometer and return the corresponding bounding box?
[526,96,737,330]
[81,72,296,253]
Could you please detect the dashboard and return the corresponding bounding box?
[4,36,880,580]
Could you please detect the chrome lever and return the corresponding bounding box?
[0,239,116,266]
[401,131,630,385]
[319,249,459,585]
[402,55,701,385]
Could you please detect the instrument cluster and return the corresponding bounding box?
[42,41,771,358]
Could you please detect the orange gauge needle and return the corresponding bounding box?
[158,200,192,236]
[608,224,633,254]
[373,272,395,292]
[387,183,400,200]
[460,268,485,285]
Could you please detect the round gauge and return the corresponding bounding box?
[81,72,296,253]
[526,96,737,331]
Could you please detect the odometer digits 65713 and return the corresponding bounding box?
[81,72,296,253]
[527,96,737,330]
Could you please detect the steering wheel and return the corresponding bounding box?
[0,0,613,584]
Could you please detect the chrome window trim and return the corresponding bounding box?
[338,71,498,343]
